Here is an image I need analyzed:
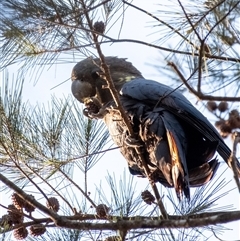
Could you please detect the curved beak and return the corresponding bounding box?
[71,80,95,103]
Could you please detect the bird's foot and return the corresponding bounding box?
[83,107,107,119]
[83,97,107,119]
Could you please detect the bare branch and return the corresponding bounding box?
[228,131,240,191]
[0,172,60,222]
[24,162,76,214]
[19,34,240,64]
[79,0,168,219]
[168,62,240,101]
[204,0,240,41]
[177,0,202,41]
[45,210,240,230]
[122,0,198,51]
[58,168,97,208]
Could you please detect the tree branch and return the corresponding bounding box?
[47,210,240,230]
[1,210,240,233]
[122,0,198,51]
[0,172,62,225]
[79,0,168,218]
[228,131,240,191]
[204,0,240,41]
[177,0,201,41]
[168,62,240,101]
[22,35,240,64]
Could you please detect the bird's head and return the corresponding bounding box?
[71,57,143,106]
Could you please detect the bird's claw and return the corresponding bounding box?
[83,97,109,119]
[83,107,107,119]
[124,135,143,148]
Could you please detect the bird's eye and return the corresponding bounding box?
[79,75,85,81]
[91,71,99,79]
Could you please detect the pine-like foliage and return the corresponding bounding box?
[0,0,239,240]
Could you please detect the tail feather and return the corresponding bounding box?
[166,130,189,199]
[188,158,219,187]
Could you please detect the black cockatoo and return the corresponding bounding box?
[71,56,240,199]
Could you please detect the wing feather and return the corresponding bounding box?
[121,78,239,174]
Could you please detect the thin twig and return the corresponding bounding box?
[65,146,120,162]
[0,203,37,222]
[204,0,240,41]
[197,40,204,93]
[24,34,240,64]
[168,62,199,97]
[0,140,50,203]
[0,172,60,222]
[58,169,97,208]
[23,162,76,214]
[122,0,198,51]
[39,0,112,23]
[167,62,240,101]
[195,0,226,29]
[0,219,53,233]
[228,131,240,191]
[22,13,240,65]
[177,0,201,41]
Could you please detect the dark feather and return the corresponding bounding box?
[71,57,240,199]
[120,78,234,166]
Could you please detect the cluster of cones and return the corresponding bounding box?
[0,193,59,240]
[207,101,240,138]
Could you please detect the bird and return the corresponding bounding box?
[71,56,240,199]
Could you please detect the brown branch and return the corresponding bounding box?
[197,41,204,93]
[58,168,97,208]
[122,0,198,51]
[0,140,50,203]
[0,172,61,223]
[228,131,240,191]
[168,62,240,102]
[55,210,240,222]
[177,0,201,41]
[79,0,168,218]
[1,206,240,233]
[204,0,240,41]
[24,31,240,64]
[90,38,240,63]
[23,162,76,214]
[195,0,227,29]
[43,210,240,230]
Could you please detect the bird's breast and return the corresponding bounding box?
[103,110,127,147]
